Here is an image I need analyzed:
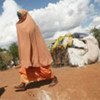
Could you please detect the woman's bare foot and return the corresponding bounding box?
[49,76,58,87]
[14,83,26,91]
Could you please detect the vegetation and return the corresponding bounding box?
[0,27,100,70]
[0,56,6,70]
[90,27,100,48]
[0,42,19,71]
[9,43,19,66]
[0,48,7,52]
[0,51,13,70]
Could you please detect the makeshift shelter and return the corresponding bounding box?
[68,35,100,67]
[50,33,100,67]
[50,34,73,66]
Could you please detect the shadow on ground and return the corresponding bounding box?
[26,79,52,89]
[15,79,52,92]
[0,86,7,97]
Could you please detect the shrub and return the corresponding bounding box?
[0,51,13,70]
[9,43,19,65]
[91,27,100,48]
[0,56,7,70]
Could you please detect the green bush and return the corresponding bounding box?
[91,27,100,48]
[9,43,19,65]
[0,43,19,71]
[0,56,7,70]
[0,51,13,70]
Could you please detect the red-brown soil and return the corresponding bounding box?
[0,63,100,100]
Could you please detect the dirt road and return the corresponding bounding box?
[0,63,100,100]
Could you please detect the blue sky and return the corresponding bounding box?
[0,0,100,48]
[0,0,59,14]
[15,0,59,10]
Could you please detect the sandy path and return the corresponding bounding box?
[0,63,100,100]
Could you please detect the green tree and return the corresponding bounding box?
[0,48,7,52]
[0,56,6,70]
[9,43,19,65]
[0,48,3,52]
[0,51,13,70]
[90,27,100,48]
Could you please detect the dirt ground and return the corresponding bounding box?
[0,63,100,100]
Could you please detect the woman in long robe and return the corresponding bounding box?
[15,9,58,91]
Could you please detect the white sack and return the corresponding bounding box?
[82,35,99,64]
[68,38,88,67]
[68,35,100,67]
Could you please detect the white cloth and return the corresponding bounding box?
[68,35,99,67]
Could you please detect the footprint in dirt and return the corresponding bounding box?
[26,91,35,97]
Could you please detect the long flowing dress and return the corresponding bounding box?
[16,10,54,83]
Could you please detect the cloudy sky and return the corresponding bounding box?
[0,0,100,48]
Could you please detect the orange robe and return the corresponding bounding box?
[16,10,54,83]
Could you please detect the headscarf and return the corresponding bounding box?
[16,9,53,68]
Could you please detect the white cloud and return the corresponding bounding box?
[0,0,20,48]
[89,16,100,28]
[0,0,100,48]
[52,31,67,40]
[30,0,91,38]
[69,26,90,33]
[95,0,100,3]
[49,26,89,40]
